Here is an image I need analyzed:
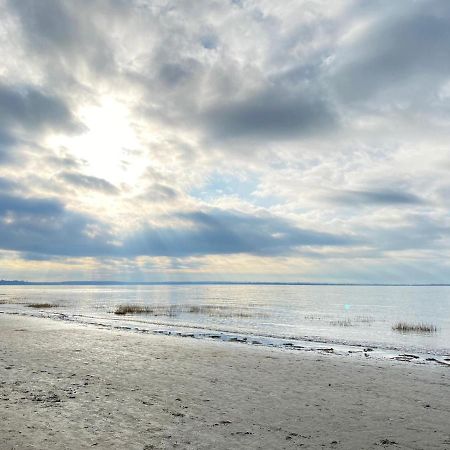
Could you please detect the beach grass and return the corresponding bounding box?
[329,318,353,327]
[27,303,60,308]
[354,315,374,323]
[114,305,158,315]
[0,297,28,304]
[113,304,260,318]
[392,322,437,333]
[304,314,324,320]
[306,314,374,324]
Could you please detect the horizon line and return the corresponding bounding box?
[1,280,450,287]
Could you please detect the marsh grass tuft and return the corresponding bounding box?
[27,303,59,308]
[114,305,157,315]
[0,297,29,305]
[113,304,262,318]
[329,318,353,327]
[392,322,437,333]
[304,314,324,320]
[354,315,374,323]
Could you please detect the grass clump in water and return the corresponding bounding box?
[329,318,353,327]
[304,314,324,320]
[354,315,374,324]
[114,305,156,315]
[0,297,28,305]
[392,322,437,333]
[113,304,262,318]
[27,303,59,308]
[187,305,255,318]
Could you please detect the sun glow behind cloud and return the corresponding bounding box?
[50,98,143,186]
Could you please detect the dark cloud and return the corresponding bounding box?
[7,0,115,79]
[125,209,351,257]
[60,172,119,195]
[119,5,339,144]
[364,214,450,252]
[0,177,19,192]
[328,189,424,207]
[0,193,64,216]
[330,1,450,104]
[0,83,82,133]
[0,196,351,258]
[0,193,114,257]
[158,60,200,88]
[0,130,17,164]
[202,87,337,141]
[45,154,82,170]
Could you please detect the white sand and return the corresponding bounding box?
[0,314,449,450]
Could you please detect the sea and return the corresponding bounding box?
[1,284,449,365]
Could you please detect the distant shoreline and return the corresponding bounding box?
[1,280,450,286]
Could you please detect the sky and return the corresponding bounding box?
[0,0,450,283]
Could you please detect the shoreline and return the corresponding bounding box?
[1,314,449,449]
[2,309,450,368]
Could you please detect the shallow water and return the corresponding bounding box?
[1,284,449,358]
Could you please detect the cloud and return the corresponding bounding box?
[0,83,82,133]
[125,209,351,257]
[363,214,450,252]
[59,171,119,195]
[0,194,351,258]
[45,153,82,170]
[327,189,424,207]
[0,177,19,192]
[142,183,180,202]
[0,192,114,257]
[203,86,337,141]
[329,1,450,105]
[0,193,64,216]
[7,0,115,79]
[0,130,17,164]
[158,60,200,88]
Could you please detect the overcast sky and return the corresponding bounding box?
[1,0,450,282]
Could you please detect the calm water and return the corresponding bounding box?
[1,284,449,357]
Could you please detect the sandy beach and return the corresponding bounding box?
[0,314,449,450]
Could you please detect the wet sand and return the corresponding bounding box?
[0,314,449,449]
